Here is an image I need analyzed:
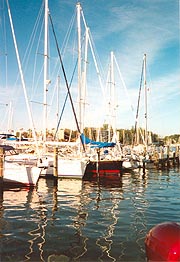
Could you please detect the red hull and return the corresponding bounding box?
[84,160,122,180]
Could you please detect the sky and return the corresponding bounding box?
[0,0,179,137]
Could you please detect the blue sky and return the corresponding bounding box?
[0,0,179,137]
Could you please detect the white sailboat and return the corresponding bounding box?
[124,54,152,169]
[2,1,44,186]
[3,161,40,186]
[1,145,41,186]
[40,1,88,179]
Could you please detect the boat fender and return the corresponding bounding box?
[145,222,180,261]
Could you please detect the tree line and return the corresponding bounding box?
[16,126,180,145]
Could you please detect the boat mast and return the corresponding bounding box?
[107,51,116,142]
[49,12,86,152]
[81,11,105,100]
[43,0,49,142]
[76,2,83,133]
[56,75,60,129]
[81,26,89,132]
[6,0,40,155]
[133,54,147,146]
[143,53,148,146]
[7,101,13,132]
[110,51,116,142]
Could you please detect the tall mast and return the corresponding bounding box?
[110,51,116,141]
[6,0,40,155]
[81,26,89,132]
[144,53,148,146]
[76,2,82,133]
[56,75,60,127]
[43,0,48,142]
[107,51,116,142]
[7,101,12,132]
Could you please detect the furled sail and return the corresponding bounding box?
[80,133,116,148]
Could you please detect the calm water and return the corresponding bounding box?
[0,168,180,262]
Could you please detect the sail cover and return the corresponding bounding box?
[80,133,116,148]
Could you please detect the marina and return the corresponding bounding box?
[0,167,180,261]
[0,137,180,184]
[0,0,179,260]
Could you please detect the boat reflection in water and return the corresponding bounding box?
[42,175,125,262]
[88,177,124,262]
[0,186,44,261]
[0,170,149,261]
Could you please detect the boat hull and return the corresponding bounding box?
[84,160,123,180]
[41,158,88,179]
[3,161,41,186]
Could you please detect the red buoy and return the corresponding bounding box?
[145,222,180,261]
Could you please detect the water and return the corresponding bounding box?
[0,168,180,262]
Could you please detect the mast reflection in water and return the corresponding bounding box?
[0,168,180,261]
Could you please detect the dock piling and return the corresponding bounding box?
[166,145,170,169]
[53,147,58,186]
[0,147,4,186]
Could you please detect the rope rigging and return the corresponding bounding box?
[54,58,78,140]
[49,12,85,152]
[133,57,146,146]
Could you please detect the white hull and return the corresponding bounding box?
[41,157,88,179]
[3,160,41,186]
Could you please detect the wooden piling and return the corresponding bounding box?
[172,151,176,167]
[150,144,180,170]
[52,185,58,212]
[166,145,170,169]
[53,147,58,186]
[159,146,164,169]
[0,147,4,186]
[177,146,180,167]
[153,150,159,168]
[96,148,100,178]
[143,146,146,173]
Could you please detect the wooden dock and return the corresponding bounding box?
[145,145,180,170]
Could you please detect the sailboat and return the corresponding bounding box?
[83,51,124,178]
[35,2,125,179]
[40,1,88,179]
[128,53,153,169]
[0,144,40,186]
[1,0,45,186]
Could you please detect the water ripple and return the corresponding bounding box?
[0,169,180,261]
